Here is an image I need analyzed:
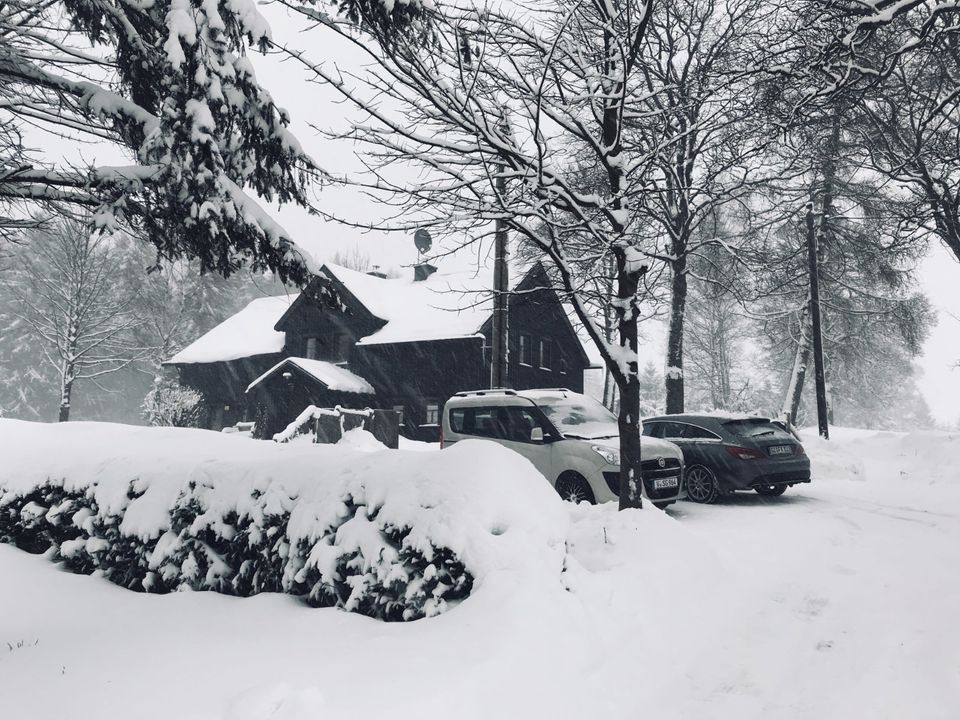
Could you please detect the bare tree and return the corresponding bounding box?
[849,23,960,267]
[281,0,670,508]
[6,218,147,421]
[628,0,791,413]
[789,1,960,95]
[683,229,750,411]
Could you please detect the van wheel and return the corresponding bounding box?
[555,472,595,505]
[685,465,720,504]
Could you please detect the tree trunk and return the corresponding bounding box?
[782,303,812,423]
[718,319,731,408]
[58,365,74,422]
[602,273,618,412]
[807,201,830,440]
[665,256,687,413]
[598,17,645,510]
[490,174,509,388]
[614,249,644,510]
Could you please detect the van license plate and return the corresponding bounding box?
[653,476,678,490]
[769,445,793,456]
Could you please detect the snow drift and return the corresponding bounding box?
[0,420,569,620]
[3,423,959,720]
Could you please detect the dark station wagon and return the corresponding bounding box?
[642,414,811,503]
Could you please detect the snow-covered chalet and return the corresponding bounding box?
[165,262,593,440]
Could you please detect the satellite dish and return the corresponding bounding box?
[414,228,432,255]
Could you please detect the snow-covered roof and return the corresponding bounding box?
[168,262,588,367]
[320,263,501,346]
[645,411,765,422]
[246,357,375,395]
[166,295,295,365]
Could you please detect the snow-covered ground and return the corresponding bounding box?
[1,423,958,719]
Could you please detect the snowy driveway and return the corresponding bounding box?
[664,484,960,719]
[1,428,958,720]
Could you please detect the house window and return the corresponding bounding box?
[519,333,532,366]
[424,403,440,425]
[539,338,552,370]
[393,404,405,427]
[336,334,352,362]
[305,337,319,360]
[559,356,567,375]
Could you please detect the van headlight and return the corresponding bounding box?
[591,445,620,465]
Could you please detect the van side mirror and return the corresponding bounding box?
[530,427,544,443]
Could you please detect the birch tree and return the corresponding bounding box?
[5,218,147,421]
[282,0,666,508]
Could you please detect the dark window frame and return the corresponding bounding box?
[679,423,722,441]
[539,338,552,370]
[642,422,663,438]
[519,333,533,366]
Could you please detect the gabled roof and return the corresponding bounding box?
[285,262,509,346]
[246,357,375,395]
[166,261,593,366]
[165,295,295,365]
[476,262,592,365]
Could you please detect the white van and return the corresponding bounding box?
[441,388,686,508]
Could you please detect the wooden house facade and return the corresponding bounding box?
[166,262,593,441]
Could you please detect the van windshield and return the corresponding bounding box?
[532,394,618,439]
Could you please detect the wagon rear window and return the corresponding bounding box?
[723,419,792,440]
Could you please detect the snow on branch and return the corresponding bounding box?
[0,0,315,283]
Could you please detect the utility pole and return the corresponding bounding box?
[490,175,509,388]
[458,26,509,389]
[805,200,830,439]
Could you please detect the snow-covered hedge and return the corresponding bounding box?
[0,421,568,621]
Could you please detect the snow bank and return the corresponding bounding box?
[800,426,960,502]
[337,427,388,451]
[0,420,568,620]
[2,425,959,719]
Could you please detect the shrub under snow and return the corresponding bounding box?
[142,379,206,428]
[0,420,568,621]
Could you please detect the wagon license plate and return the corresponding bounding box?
[769,445,793,456]
[653,475,679,490]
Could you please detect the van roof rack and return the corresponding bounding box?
[453,388,518,397]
